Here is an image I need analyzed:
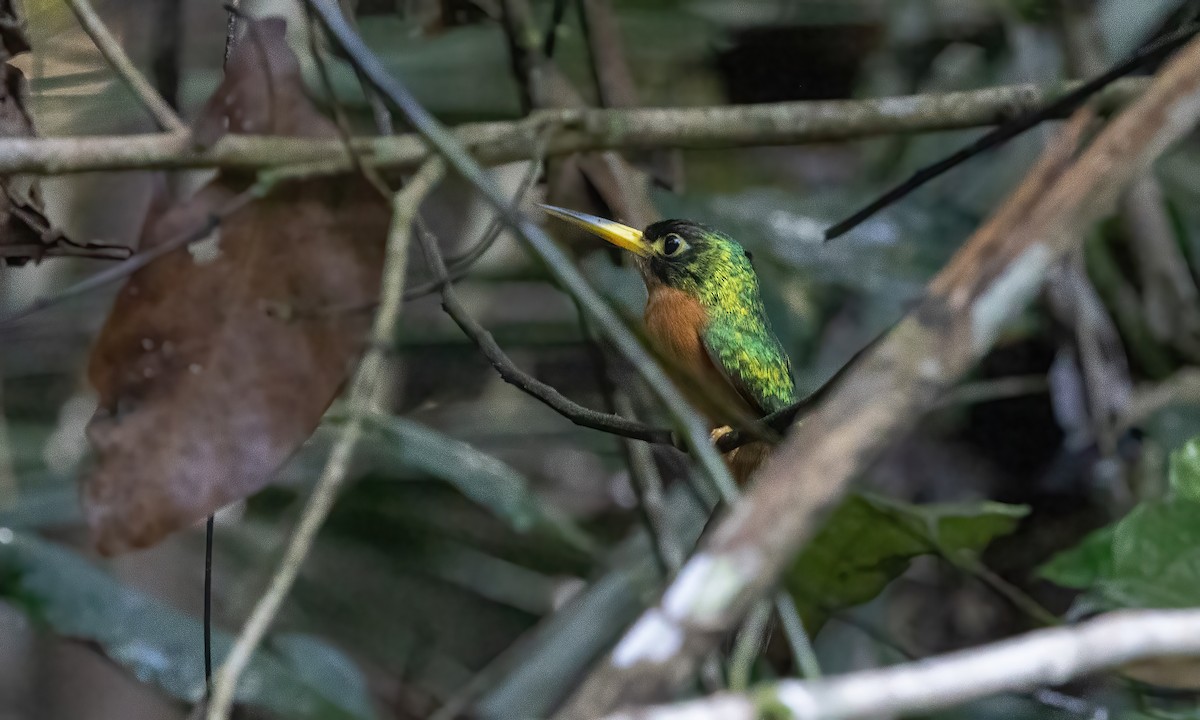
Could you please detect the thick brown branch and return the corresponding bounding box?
[553,31,1200,720]
[0,78,1147,176]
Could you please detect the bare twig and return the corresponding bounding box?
[223,0,242,69]
[726,601,771,692]
[948,553,1061,629]
[1120,368,1200,431]
[0,188,257,328]
[204,160,443,720]
[823,21,1197,240]
[64,0,187,133]
[603,609,1200,720]
[404,146,546,300]
[933,374,1049,408]
[774,592,821,679]
[613,389,682,574]
[0,242,130,261]
[411,208,675,446]
[555,31,1200,718]
[0,78,1150,176]
[498,0,539,113]
[1060,0,1200,363]
[1120,176,1200,356]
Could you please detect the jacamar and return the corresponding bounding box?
[541,205,798,483]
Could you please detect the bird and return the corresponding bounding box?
[541,204,797,483]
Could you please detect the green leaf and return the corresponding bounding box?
[1036,524,1116,591]
[1169,436,1200,502]
[1039,500,1200,609]
[360,415,596,555]
[786,494,1029,629]
[1040,439,1200,610]
[0,532,374,720]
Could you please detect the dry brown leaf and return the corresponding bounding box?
[0,0,55,267]
[83,17,389,555]
[1122,657,1200,691]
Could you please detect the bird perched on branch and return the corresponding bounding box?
[541,204,797,483]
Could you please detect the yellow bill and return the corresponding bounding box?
[539,204,650,257]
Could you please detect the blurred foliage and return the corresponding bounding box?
[0,531,374,720]
[788,494,1028,630]
[1040,438,1200,611]
[358,414,595,552]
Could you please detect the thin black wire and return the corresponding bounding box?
[824,20,1200,241]
[204,0,246,697]
[204,516,214,690]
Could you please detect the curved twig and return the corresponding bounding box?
[65,0,187,133]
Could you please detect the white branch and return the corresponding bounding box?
[607,609,1200,720]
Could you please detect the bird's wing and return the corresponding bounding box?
[701,321,797,417]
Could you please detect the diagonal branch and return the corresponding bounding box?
[554,30,1200,719]
[602,609,1200,720]
[64,0,187,133]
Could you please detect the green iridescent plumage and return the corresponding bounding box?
[538,204,797,421]
[640,219,798,415]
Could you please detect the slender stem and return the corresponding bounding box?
[727,601,771,692]
[774,591,821,680]
[64,0,186,133]
[223,1,242,69]
[411,208,673,445]
[405,145,547,300]
[204,160,443,720]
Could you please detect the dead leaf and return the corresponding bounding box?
[0,0,55,267]
[83,17,390,555]
[1122,656,1200,690]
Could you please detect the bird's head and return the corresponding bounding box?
[540,205,759,310]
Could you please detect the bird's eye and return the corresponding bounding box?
[662,233,684,256]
